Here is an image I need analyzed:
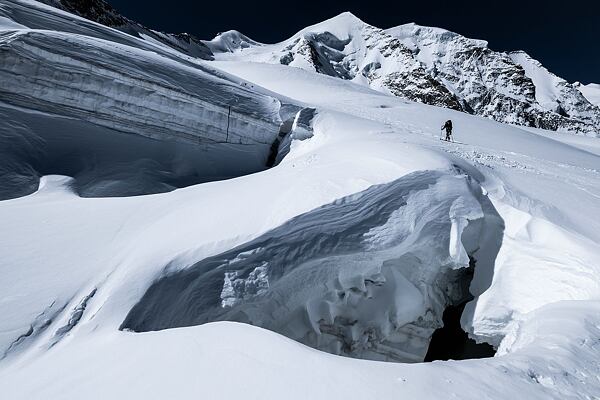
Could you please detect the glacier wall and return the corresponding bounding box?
[0,30,282,146]
[0,27,291,198]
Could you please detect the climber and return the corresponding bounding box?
[441,120,453,142]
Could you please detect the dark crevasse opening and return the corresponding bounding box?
[424,299,496,361]
[266,117,295,168]
[424,258,496,362]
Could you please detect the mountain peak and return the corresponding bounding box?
[204,30,261,53]
[326,11,364,24]
[296,11,369,38]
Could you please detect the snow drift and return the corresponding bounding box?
[123,170,503,362]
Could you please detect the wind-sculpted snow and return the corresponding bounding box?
[1,2,600,398]
[122,170,503,362]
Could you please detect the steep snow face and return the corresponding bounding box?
[211,13,599,135]
[0,103,278,199]
[36,0,214,59]
[122,171,503,362]
[509,51,600,131]
[576,82,600,107]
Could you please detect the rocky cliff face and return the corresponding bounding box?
[211,13,599,136]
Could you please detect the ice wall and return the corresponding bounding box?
[0,30,282,146]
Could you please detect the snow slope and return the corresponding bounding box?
[1,2,600,399]
[577,82,600,107]
[1,0,208,61]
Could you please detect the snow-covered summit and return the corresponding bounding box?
[204,30,262,53]
[212,12,463,110]
[212,13,599,136]
[294,11,367,38]
[386,22,489,49]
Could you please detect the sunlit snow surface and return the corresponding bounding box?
[578,83,600,107]
[1,1,600,399]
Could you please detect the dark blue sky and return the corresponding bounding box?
[107,0,599,84]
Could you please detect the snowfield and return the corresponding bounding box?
[1,1,600,399]
[578,83,600,107]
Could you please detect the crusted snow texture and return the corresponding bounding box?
[212,12,600,136]
[122,170,503,363]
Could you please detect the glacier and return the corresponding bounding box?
[1,1,600,399]
[0,1,312,198]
